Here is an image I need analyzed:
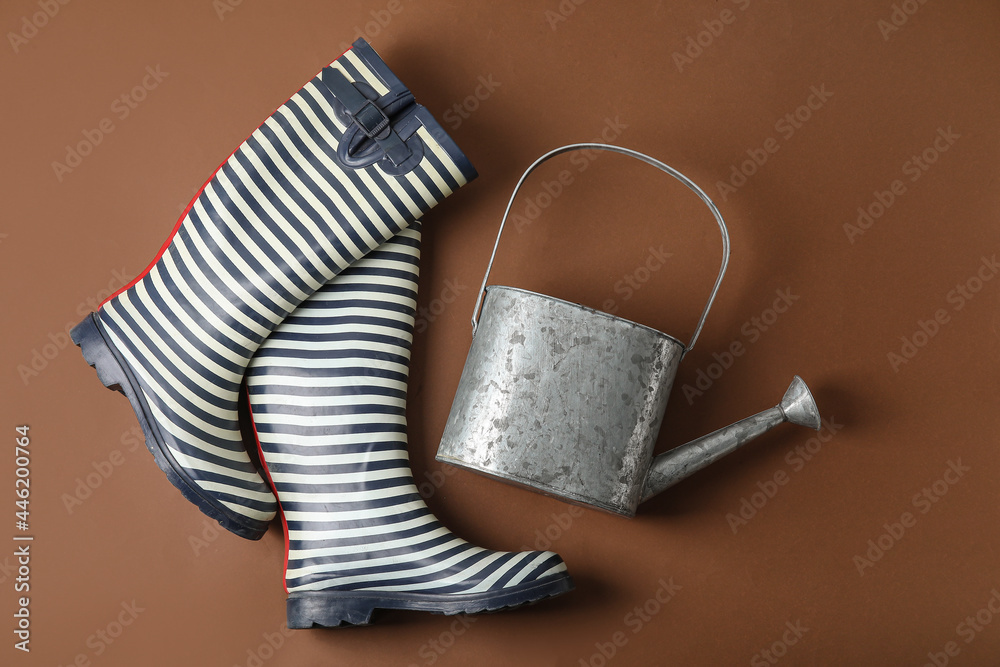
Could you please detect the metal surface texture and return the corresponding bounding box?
[437,145,822,516]
[641,376,821,503]
[438,286,684,517]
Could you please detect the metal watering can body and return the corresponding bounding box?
[436,144,821,517]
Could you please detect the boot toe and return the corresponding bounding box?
[508,550,569,587]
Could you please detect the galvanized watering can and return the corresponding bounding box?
[436,144,821,517]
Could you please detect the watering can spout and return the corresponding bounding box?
[640,376,821,504]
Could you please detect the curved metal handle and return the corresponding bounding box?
[471,143,730,354]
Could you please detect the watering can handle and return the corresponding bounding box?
[471,143,730,354]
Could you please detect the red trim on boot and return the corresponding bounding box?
[246,395,292,595]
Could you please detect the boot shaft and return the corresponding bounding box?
[248,226,428,594]
[74,40,476,540]
[247,227,569,597]
[101,40,477,368]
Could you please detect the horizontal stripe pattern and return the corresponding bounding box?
[247,225,568,594]
[96,45,470,530]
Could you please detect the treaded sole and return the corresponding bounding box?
[285,573,575,628]
[71,312,269,540]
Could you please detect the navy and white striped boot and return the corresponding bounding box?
[71,39,477,540]
[246,224,574,627]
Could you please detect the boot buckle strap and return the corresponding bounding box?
[352,101,390,140]
[321,65,420,172]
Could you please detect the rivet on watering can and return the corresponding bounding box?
[436,143,821,518]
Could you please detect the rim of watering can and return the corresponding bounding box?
[471,143,730,356]
[484,285,687,350]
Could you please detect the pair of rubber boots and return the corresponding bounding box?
[71,40,572,628]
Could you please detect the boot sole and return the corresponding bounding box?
[285,573,574,628]
[71,312,268,540]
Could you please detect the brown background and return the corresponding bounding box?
[2,0,998,665]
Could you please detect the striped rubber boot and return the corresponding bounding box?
[246,224,574,627]
[71,39,477,540]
